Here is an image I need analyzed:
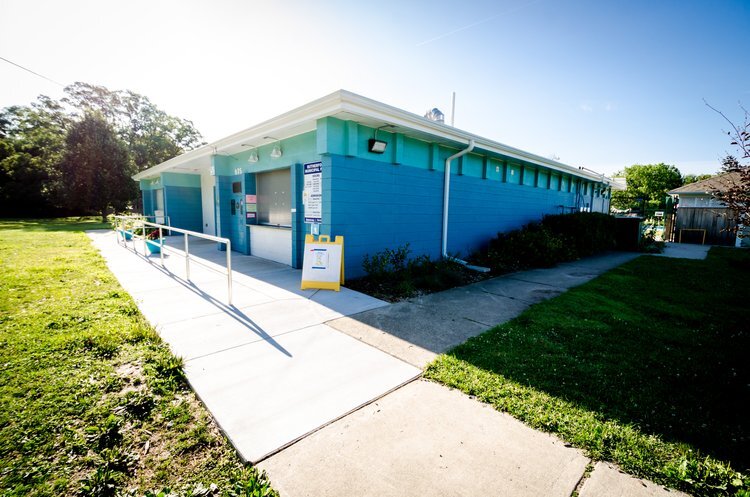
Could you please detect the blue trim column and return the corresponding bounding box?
[290,162,305,269]
[212,155,232,251]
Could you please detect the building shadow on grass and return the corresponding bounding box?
[437,250,749,473]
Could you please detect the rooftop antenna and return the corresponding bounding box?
[451,91,456,126]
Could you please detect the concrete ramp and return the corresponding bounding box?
[88,231,419,462]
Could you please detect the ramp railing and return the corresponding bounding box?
[113,215,233,305]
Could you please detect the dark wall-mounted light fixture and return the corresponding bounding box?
[368,138,387,154]
[368,124,394,154]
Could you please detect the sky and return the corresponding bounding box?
[1,0,748,176]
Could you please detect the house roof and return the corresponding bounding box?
[133,89,613,184]
[668,171,742,195]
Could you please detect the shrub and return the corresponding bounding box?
[355,245,479,301]
[361,244,411,281]
[475,212,617,274]
[541,212,616,257]
[639,225,665,253]
[480,223,569,273]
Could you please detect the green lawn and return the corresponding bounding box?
[0,219,276,497]
[425,248,750,497]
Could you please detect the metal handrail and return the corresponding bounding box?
[113,215,233,305]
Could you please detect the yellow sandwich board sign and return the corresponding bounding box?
[300,234,345,291]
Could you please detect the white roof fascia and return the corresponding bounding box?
[339,91,608,183]
[133,92,345,181]
[134,89,610,184]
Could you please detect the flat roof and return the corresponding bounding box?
[134,89,612,184]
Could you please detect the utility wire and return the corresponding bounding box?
[0,55,64,87]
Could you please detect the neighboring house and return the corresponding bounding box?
[133,90,615,278]
[667,171,743,245]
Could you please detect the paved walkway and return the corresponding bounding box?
[329,252,641,368]
[649,241,710,260]
[88,231,420,463]
[260,248,695,496]
[90,232,699,496]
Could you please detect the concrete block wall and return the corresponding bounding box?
[449,174,577,255]
[328,154,580,278]
[163,185,202,233]
[328,155,443,277]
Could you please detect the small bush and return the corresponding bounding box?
[639,225,665,253]
[352,246,482,301]
[480,223,569,273]
[362,244,411,280]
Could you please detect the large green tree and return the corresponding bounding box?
[0,97,71,215]
[62,82,205,171]
[0,82,205,216]
[59,112,136,221]
[611,163,683,211]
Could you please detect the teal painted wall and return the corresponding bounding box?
[163,185,202,232]
[139,178,161,191]
[324,153,584,279]
[136,117,608,271]
[162,172,201,188]
[217,131,318,176]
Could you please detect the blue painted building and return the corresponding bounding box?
[133,90,613,278]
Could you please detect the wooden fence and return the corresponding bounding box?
[669,207,737,245]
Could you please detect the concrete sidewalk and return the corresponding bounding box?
[328,252,641,368]
[260,251,689,497]
[92,231,692,496]
[89,231,420,463]
[649,241,710,260]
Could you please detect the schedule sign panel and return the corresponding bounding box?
[303,161,323,223]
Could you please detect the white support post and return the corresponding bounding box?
[184,233,190,281]
[226,240,232,306]
[159,226,164,266]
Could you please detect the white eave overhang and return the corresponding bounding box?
[133,89,612,184]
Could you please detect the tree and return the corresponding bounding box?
[704,102,750,233]
[59,112,136,221]
[0,98,71,214]
[611,163,683,211]
[0,82,205,217]
[681,173,713,185]
[62,82,205,171]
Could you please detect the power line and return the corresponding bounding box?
[0,55,64,87]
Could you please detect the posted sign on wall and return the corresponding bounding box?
[303,161,322,224]
[301,234,344,291]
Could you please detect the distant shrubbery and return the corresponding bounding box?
[473,212,617,274]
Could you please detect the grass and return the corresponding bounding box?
[0,218,276,496]
[425,248,750,497]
